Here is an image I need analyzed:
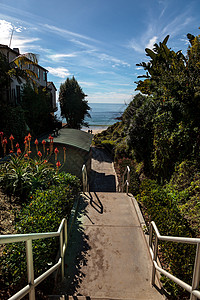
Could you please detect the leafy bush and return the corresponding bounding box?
[0,154,56,201]
[116,157,140,196]
[0,174,80,297]
[138,179,196,299]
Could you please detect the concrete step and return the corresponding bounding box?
[49,295,165,300]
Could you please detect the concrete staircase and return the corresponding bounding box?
[49,192,165,300]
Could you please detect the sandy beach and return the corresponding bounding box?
[62,123,108,135]
[82,127,107,135]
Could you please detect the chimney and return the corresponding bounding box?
[13,48,20,54]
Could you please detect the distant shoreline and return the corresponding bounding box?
[62,123,108,135]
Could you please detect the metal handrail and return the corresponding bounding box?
[82,164,88,192]
[118,165,130,194]
[0,218,68,300]
[149,221,200,300]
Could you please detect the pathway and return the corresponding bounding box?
[52,147,164,299]
[89,147,118,192]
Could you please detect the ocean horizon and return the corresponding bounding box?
[56,102,127,129]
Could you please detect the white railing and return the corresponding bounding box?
[0,218,68,300]
[82,164,88,192]
[118,165,130,194]
[149,221,200,300]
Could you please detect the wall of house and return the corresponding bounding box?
[34,142,92,179]
[48,83,57,111]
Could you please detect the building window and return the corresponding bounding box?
[43,71,46,81]
[37,68,40,79]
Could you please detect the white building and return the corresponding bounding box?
[0,44,57,112]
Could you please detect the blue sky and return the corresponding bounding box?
[0,0,200,103]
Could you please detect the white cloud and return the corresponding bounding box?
[47,67,71,78]
[146,36,158,49]
[0,19,40,51]
[43,24,99,43]
[79,81,97,87]
[48,53,77,61]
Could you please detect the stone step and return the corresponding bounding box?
[49,296,163,300]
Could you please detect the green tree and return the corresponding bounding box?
[0,51,38,106]
[133,32,200,179]
[59,76,90,129]
[21,83,55,136]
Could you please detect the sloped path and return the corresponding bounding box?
[89,147,118,192]
[55,192,164,299]
[53,147,164,299]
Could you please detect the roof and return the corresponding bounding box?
[49,128,93,152]
[47,81,57,91]
[0,44,48,72]
[0,44,20,55]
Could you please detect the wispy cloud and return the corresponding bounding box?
[129,4,194,54]
[47,67,71,78]
[48,53,77,61]
[0,19,40,51]
[42,24,99,43]
[79,81,98,87]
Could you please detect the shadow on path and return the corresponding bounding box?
[89,170,116,192]
[91,147,113,163]
[55,197,91,296]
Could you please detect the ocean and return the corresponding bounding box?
[56,102,127,130]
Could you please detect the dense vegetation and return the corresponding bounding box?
[93,31,200,299]
[0,51,59,144]
[0,137,81,299]
[59,76,91,129]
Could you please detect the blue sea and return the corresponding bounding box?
[56,102,127,130]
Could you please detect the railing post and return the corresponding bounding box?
[152,234,158,286]
[127,167,130,195]
[149,223,153,248]
[82,164,88,192]
[26,239,35,300]
[60,230,64,281]
[190,243,200,300]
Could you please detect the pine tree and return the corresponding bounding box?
[59,76,90,129]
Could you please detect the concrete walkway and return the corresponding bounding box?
[55,192,164,299]
[89,147,118,192]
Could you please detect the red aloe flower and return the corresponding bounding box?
[16,143,20,149]
[9,134,14,150]
[27,133,31,150]
[56,160,61,170]
[37,151,42,158]
[42,139,46,153]
[24,153,28,158]
[54,147,59,161]
[49,135,54,154]
[49,135,53,142]
[24,140,28,152]
[35,139,39,152]
[17,148,21,156]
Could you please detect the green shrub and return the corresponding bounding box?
[116,158,140,196]
[0,154,56,201]
[0,176,80,296]
[138,179,196,299]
